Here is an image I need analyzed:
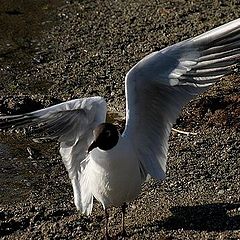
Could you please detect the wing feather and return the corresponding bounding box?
[0,96,107,214]
[123,18,240,180]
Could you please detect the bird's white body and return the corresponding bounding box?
[0,18,239,219]
[87,135,142,208]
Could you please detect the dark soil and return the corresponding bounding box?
[0,0,239,239]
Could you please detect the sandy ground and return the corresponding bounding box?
[0,0,239,239]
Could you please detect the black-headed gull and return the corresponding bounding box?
[0,19,240,239]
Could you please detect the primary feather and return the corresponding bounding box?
[0,97,107,214]
[123,18,240,180]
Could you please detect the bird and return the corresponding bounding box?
[0,18,240,239]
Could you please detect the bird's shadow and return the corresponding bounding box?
[147,203,240,232]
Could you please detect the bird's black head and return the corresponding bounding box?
[88,123,119,152]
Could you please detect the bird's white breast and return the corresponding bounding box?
[86,136,142,208]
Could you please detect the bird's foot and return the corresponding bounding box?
[116,230,128,239]
[121,229,128,238]
[103,232,111,240]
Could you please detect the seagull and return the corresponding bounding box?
[0,19,240,239]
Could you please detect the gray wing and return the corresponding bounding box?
[123,18,240,180]
[0,96,107,214]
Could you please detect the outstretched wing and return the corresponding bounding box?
[0,96,107,214]
[123,19,240,180]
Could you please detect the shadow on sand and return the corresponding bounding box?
[150,203,240,232]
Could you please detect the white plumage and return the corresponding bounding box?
[0,19,239,235]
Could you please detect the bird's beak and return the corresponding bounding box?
[87,141,98,153]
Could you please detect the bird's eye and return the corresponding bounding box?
[105,130,111,137]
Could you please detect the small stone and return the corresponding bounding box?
[218,190,224,195]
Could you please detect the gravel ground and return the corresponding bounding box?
[0,0,239,239]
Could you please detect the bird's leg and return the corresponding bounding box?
[104,208,111,240]
[121,202,127,237]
